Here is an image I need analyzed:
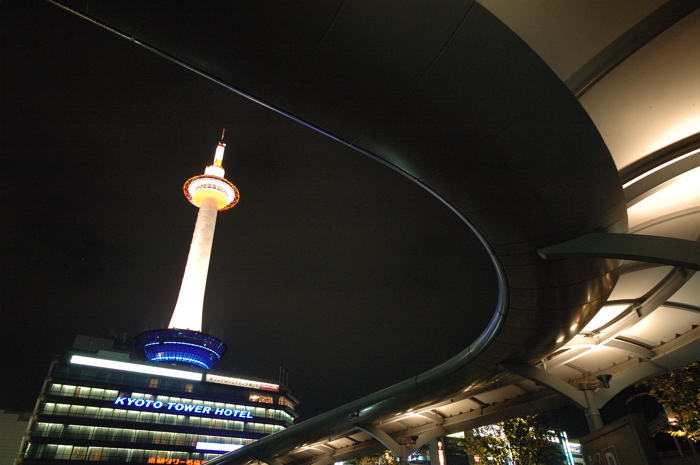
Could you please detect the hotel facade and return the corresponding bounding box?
[17,337,298,464]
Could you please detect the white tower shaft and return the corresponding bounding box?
[168,195,220,331]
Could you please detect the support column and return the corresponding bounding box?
[584,389,604,432]
[169,195,219,331]
[499,362,606,432]
[355,424,415,464]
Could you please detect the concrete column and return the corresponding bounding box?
[584,389,604,432]
[169,195,219,331]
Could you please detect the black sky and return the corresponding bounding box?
[1,0,498,421]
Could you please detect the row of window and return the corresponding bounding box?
[42,403,285,435]
[34,422,254,447]
[278,397,295,410]
[24,443,219,462]
[51,365,295,412]
[48,384,294,423]
[49,385,120,401]
[52,366,208,399]
[249,393,273,404]
[147,379,194,392]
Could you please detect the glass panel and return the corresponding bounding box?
[63,425,79,439]
[87,447,106,461]
[69,405,85,417]
[93,427,109,440]
[71,446,88,460]
[49,423,65,437]
[81,425,94,440]
[130,449,147,462]
[98,408,113,420]
[174,433,188,446]
[34,423,49,436]
[60,385,77,397]
[117,429,135,442]
[55,444,73,459]
[133,430,150,443]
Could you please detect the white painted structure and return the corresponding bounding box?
[169,138,239,331]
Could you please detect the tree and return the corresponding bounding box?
[461,424,510,464]
[461,416,563,464]
[630,361,700,442]
[346,445,429,465]
[347,450,398,465]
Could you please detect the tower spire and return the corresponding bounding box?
[134,133,239,370]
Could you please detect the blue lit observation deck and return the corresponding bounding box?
[134,329,227,370]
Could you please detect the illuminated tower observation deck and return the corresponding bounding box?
[135,134,239,370]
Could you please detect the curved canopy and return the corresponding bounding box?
[42,1,700,464]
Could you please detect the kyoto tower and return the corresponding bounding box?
[135,131,239,370]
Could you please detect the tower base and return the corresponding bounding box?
[134,329,226,370]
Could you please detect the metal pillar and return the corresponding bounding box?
[583,389,604,432]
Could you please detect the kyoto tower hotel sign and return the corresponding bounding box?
[135,131,239,370]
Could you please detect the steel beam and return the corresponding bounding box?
[538,233,700,270]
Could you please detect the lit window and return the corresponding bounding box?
[70,447,87,460]
[149,379,159,388]
[249,393,273,404]
[60,385,77,397]
[278,397,295,410]
[185,383,194,393]
[69,405,85,417]
[55,445,74,459]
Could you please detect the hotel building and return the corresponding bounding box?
[16,135,298,463]
[17,336,298,464]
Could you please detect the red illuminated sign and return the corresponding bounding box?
[205,374,279,391]
[147,459,205,464]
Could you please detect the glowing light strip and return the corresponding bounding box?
[145,341,222,358]
[70,355,202,381]
[623,148,700,188]
[196,442,244,452]
[149,356,211,370]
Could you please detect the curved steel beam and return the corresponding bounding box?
[538,233,700,271]
[499,362,586,409]
[566,0,700,98]
[545,266,694,370]
[595,325,700,406]
[47,2,627,464]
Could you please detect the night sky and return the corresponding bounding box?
[0,0,499,421]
